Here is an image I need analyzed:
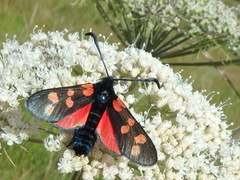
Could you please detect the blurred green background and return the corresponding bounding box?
[0,0,239,179]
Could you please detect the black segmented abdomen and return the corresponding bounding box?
[71,125,97,155]
[70,98,108,155]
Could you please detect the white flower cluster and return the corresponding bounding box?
[0,109,41,146]
[0,29,240,179]
[121,0,240,39]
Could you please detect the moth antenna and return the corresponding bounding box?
[85,32,110,77]
[85,32,160,89]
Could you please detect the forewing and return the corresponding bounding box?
[26,84,95,126]
[97,97,157,166]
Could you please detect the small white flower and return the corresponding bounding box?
[62,149,75,160]
[102,164,119,180]
[1,126,22,145]
[125,94,135,105]
[57,158,74,173]
[118,167,133,180]
[1,132,19,146]
[44,134,61,152]
[72,155,89,171]
[117,157,129,169]
[82,171,95,180]
[19,132,29,141]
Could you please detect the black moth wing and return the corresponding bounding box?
[106,98,157,166]
[26,83,95,122]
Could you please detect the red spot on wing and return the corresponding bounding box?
[121,125,130,134]
[53,104,92,129]
[131,145,141,156]
[82,84,93,88]
[82,84,94,96]
[48,92,59,103]
[112,98,126,112]
[83,88,94,96]
[96,110,121,155]
[127,118,135,126]
[134,134,147,144]
[67,89,74,96]
[66,97,74,108]
[44,104,55,116]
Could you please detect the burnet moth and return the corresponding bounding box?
[26,32,159,166]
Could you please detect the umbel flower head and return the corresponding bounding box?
[0,28,240,179]
[96,0,240,59]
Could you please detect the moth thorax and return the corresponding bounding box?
[71,127,97,156]
[97,90,110,103]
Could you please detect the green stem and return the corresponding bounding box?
[153,35,189,56]
[154,31,187,52]
[96,1,128,46]
[39,127,58,135]
[27,138,44,144]
[165,59,240,66]
[150,28,174,50]
[158,37,226,59]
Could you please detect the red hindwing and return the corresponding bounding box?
[52,103,92,129]
[96,110,122,155]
